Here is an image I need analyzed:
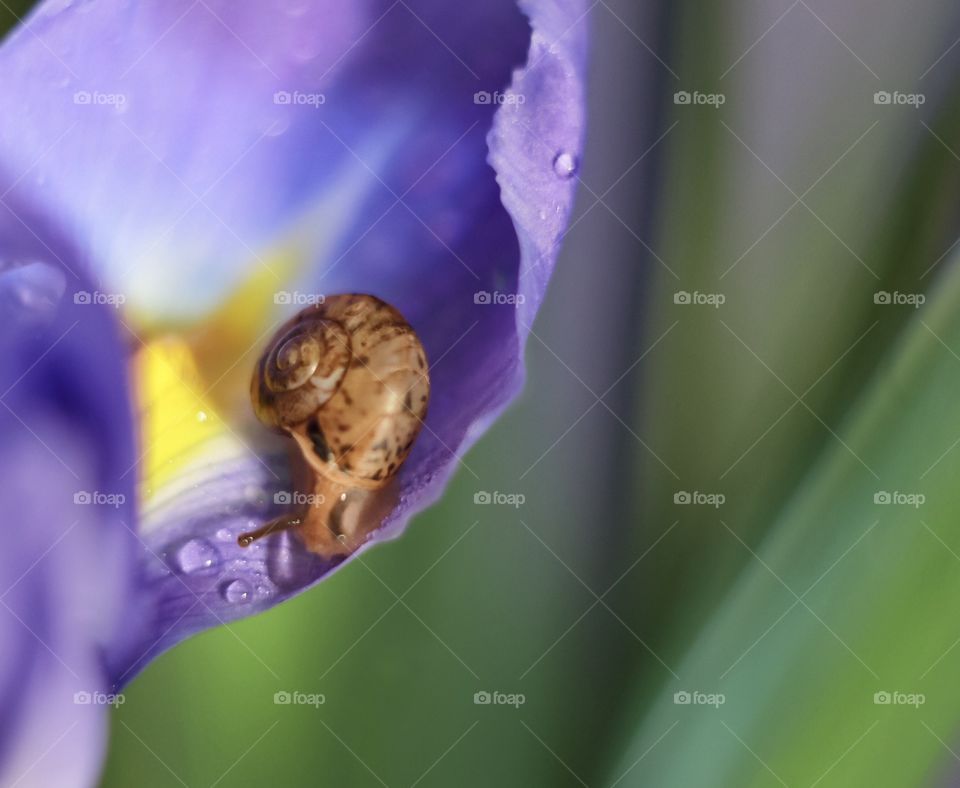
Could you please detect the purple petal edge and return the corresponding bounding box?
[117,0,588,683]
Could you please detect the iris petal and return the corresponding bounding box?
[0,0,588,680]
[0,180,141,787]
[0,0,532,319]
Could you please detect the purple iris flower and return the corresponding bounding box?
[0,0,586,784]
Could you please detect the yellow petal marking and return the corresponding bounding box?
[132,255,298,508]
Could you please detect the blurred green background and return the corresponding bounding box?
[9,0,960,785]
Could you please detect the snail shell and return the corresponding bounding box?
[251,294,429,491]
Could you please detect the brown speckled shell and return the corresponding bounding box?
[251,294,429,490]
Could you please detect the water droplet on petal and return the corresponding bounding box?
[0,260,66,326]
[196,410,208,422]
[267,532,323,589]
[222,579,252,603]
[552,151,578,179]
[174,538,220,573]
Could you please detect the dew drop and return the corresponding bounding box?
[196,410,208,422]
[222,578,252,603]
[552,151,578,179]
[0,260,66,326]
[174,538,220,573]
[267,532,323,589]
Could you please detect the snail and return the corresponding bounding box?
[237,294,429,558]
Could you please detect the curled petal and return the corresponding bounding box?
[0,0,588,681]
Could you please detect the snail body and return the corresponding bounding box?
[239,294,429,557]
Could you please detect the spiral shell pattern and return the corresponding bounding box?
[251,294,429,489]
[252,315,351,429]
